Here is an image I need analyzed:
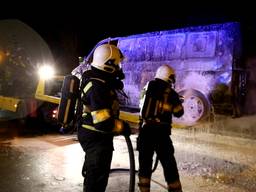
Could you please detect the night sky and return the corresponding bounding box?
[1,2,256,74]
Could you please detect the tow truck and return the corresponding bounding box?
[0,19,57,126]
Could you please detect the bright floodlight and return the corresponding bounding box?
[38,65,55,79]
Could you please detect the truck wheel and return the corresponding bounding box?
[174,89,210,126]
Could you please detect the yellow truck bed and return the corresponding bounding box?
[0,96,20,112]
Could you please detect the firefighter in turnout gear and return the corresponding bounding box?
[137,65,184,192]
[77,44,130,192]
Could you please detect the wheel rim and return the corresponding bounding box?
[183,95,205,122]
[174,91,207,125]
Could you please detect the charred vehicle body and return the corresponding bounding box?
[74,22,247,125]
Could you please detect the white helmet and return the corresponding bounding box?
[91,44,124,73]
[155,65,175,84]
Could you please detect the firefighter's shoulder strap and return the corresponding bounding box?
[80,76,106,115]
[139,81,150,109]
[140,80,173,120]
[75,74,106,128]
[139,81,155,119]
[80,76,115,134]
[81,77,106,96]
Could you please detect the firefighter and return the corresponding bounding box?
[137,65,184,192]
[77,44,130,192]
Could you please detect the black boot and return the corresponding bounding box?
[167,180,182,192]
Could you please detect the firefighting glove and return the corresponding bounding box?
[113,120,131,136]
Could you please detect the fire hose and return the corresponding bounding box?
[110,134,159,192]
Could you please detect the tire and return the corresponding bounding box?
[173,89,210,126]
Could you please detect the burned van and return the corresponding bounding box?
[74,22,246,125]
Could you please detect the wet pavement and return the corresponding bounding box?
[0,120,256,192]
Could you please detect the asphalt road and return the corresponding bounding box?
[0,121,256,192]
